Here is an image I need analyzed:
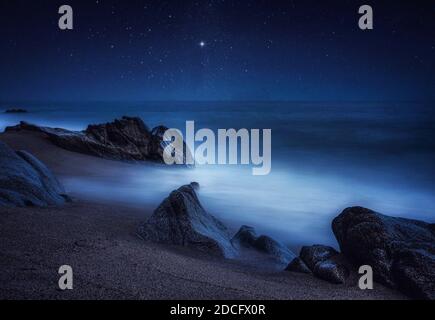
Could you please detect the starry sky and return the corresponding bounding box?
[0,0,434,101]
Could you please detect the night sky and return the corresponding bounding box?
[0,0,434,101]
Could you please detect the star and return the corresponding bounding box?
[199,41,205,48]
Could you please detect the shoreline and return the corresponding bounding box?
[0,130,407,300]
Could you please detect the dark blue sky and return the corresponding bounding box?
[0,0,434,101]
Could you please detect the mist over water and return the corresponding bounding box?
[1,101,435,248]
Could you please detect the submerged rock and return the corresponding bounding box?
[231,225,296,265]
[139,183,237,258]
[333,206,435,299]
[5,117,191,164]
[297,245,349,284]
[4,108,27,113]
[0,141,68,207]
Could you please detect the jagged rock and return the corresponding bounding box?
[138,183,237,258]
[255,236,296,264]
[333,206,435,299]
[5,117,191,164]
[0,141,68,207]
[299,245,349,284]
[285,257,311,274]
[231,225,296,265]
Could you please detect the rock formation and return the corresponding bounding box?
[5,117,191,164]
[232,225,296,265]
[0,141,68,207]
[297,245,349,284]
[4,108,27,113]
[333,206,435,299]
[139,183,237,258]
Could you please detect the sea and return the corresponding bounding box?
[1,101,434,249]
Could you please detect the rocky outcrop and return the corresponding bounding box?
[5,117,191,164]
[332,206,435,299]
[138,183,237,258]
[0,141,68,207]
[293,245,350,284]
[232,225,296,265]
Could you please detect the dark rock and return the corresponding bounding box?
[0,141,67,207]
[300,245,339,270]
[299,245,349,284]
[4,108,27,113]
[285,257,311,274]
[332,206,435,299]
[231,225,257,248]
[313,259,349,284]
[231,226,296,265]
[138,183,237,258]
[5,117,191,164]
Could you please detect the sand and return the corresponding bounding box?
[0,131,406,300]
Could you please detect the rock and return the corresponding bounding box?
[300,245,339,270]
[299,245,349,284]
[255,236,296,264]
[231,225,257,248]
[313,259,349,284]
[190,182,200,190]
[84,116,153,160]
[285,257,311,274]
[332,206,435,299]
[138,183,237,258]
[0,141,68,207]
[5,117,191,164]
[149,125,193,166]
[4,108,27,113]
[231,226,296,265]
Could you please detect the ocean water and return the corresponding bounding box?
[1,101,435,249]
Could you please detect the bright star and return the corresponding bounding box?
[199,41,205,48]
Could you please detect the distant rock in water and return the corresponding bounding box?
[5,117,191,164]
[297,245,349,284]
[0,141,68,207]
[333,206,435,299]
[4,108,28,114]
[232,225,296,265]
[139,183,237,258]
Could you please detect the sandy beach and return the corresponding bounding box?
[0,130,407,300]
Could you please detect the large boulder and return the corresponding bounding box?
[0,141,68,207]
[232,225,296,265]
[297,245,349,284]
[139,183,237,258]
[332,206,435,299]
[5,117,191,164]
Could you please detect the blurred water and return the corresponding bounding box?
[1,101,435,248]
